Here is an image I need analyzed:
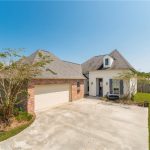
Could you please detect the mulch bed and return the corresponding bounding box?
[0,114,35,142]
[0,113,35,132]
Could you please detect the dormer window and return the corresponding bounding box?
[103,55,113,68]
[105,58,109,66]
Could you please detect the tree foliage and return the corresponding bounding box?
[0,48,51,125]
[118,69,150,99]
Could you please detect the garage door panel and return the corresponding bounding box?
[35,84,69,95]
[35,84,69,112]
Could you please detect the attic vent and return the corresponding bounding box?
[46,68,57,75]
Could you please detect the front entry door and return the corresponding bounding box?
[99,79,103,97]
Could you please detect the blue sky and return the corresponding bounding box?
[0,1,150,72]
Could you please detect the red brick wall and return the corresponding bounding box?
[71,80,84,101]
[27,82,35,114]
[27,79,84,113]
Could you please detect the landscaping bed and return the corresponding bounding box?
[0,112,35,142]
[101,92,150,107]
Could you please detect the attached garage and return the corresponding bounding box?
[26,50,85,113]
[34,84,70,112]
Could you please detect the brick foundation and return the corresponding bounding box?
[27,79,84,113]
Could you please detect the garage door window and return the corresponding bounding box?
[77,81,80,93]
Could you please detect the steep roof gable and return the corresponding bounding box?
[82,49,134,74]
[109,50,133,70]
[24,50,85,79]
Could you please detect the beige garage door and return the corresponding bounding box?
[35,84,70,112]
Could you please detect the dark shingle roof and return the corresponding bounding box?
[82,50,134,74]
[81,55,104,74]
[24,50,85,79]
[109,50,133,70]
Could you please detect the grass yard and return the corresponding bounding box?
[134,92,150,103]
[134,92,150,150]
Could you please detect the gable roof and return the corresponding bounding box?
[82,50,134,74]
[24,50,85,79]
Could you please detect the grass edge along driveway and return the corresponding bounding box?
[134,92,150,150]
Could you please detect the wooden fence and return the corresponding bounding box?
[137,82,150,93]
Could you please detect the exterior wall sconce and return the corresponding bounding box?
[91,82,93,85]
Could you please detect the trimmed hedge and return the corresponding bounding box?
[15,112,33,122]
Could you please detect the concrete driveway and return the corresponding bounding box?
[0,98,148,150]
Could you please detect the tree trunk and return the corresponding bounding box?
[2,102,14,125]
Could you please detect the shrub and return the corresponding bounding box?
[0,115,35,142]
[13,107,24,116]
[15,111,32,122]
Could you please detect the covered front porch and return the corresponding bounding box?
[96,78,124,97]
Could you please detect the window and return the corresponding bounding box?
[105,58,109,66]
[112,80,120,94]
[77,81,80,88]
[77,81,80,93]
[87,81,89,92]
[110,79,124,95]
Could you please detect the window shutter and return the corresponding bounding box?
[109,79,113,94]
[120,80,124,95]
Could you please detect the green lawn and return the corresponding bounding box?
[134,93,150,150]
[134,92,150,103]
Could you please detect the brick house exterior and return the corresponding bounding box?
[27,79,84,113]
[24,50,85,113]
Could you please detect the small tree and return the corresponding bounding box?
[118,69,150,100]
[0,48,51,125]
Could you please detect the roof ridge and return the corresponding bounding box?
[28,50,39,64]
[94,54,105,57]
[36,49,51,53]
[63,60,81,65]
